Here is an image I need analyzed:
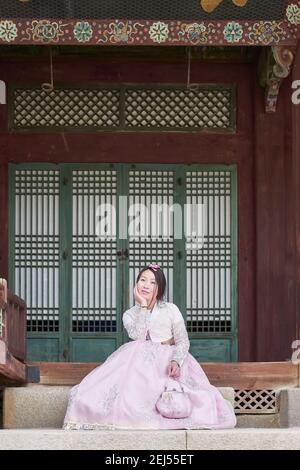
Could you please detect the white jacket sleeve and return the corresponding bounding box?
[170,304,190,367]
[122,305,149,341]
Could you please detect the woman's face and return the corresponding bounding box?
[137,270,157,300]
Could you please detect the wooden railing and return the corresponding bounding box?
[1,278,26,360]
[0,278,8,340]
[0,278,39,385]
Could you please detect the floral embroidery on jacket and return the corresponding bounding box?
[171,320,190,367]
[123,306,150,340]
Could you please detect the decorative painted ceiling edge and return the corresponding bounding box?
[0,2,299,46]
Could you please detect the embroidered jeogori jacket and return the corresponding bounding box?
[122,301,190,367]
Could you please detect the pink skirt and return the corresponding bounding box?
[63,340,236,430]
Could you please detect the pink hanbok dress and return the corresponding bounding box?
[63,301,236,430]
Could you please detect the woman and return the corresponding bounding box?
[63,264,236,430]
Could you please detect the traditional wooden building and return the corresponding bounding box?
[0,0,299,388]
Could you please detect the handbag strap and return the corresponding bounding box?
[164,377,185,393]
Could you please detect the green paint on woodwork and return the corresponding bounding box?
[27,338,60,362]
[190,338,232,362]
[72,338,117,363]
[9,163,237,362]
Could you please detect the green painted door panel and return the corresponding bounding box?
[190,339,232,363]
[27,338,60,362]
[9,163,237,362]
[71,338,117,363]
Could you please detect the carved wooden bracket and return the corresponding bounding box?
[200,0,248,13]
[263,46,295,113]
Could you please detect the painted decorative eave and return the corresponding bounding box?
[0,2,299,46]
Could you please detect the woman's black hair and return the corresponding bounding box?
[136,266,166,301]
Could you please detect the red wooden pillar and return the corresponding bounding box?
[0,78,8,279]
[254,46,300,361]
[0,68,10,280]
[0,157,8,280]
[292,46,300,351]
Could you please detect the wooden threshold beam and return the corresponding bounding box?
[29,361,300,389]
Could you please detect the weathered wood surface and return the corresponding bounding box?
[0,280,32,385]
[30,361,299,389]
[7,293,26,362]
[254,61,299,361]
[1,288,27,362]
[0,342,27,385]
[292,46,300,373]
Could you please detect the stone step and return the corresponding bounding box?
[236,413,280,428]
[3,385,234,429]
[0,428,300,450]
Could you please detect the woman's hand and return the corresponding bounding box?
[168,361,180,378]
[134,285,148,306]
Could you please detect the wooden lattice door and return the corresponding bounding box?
[9,163,237,362]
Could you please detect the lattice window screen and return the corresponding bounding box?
[186,170,232,333]
[72,170,117,332]
[13,88,120,128]
[128,170,174,305]
[14,169,60,332]
[0,1,285,21]
[125,88,233,129]
[12,86,234,131]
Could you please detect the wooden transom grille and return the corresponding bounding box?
[125,88,233,130]
[13,88,120,128]
[234,390,279,414]
[12,85,235,131]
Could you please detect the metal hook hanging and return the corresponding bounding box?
[186,46,191,89]
[41,47,54,92]
[186,47,200,91]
